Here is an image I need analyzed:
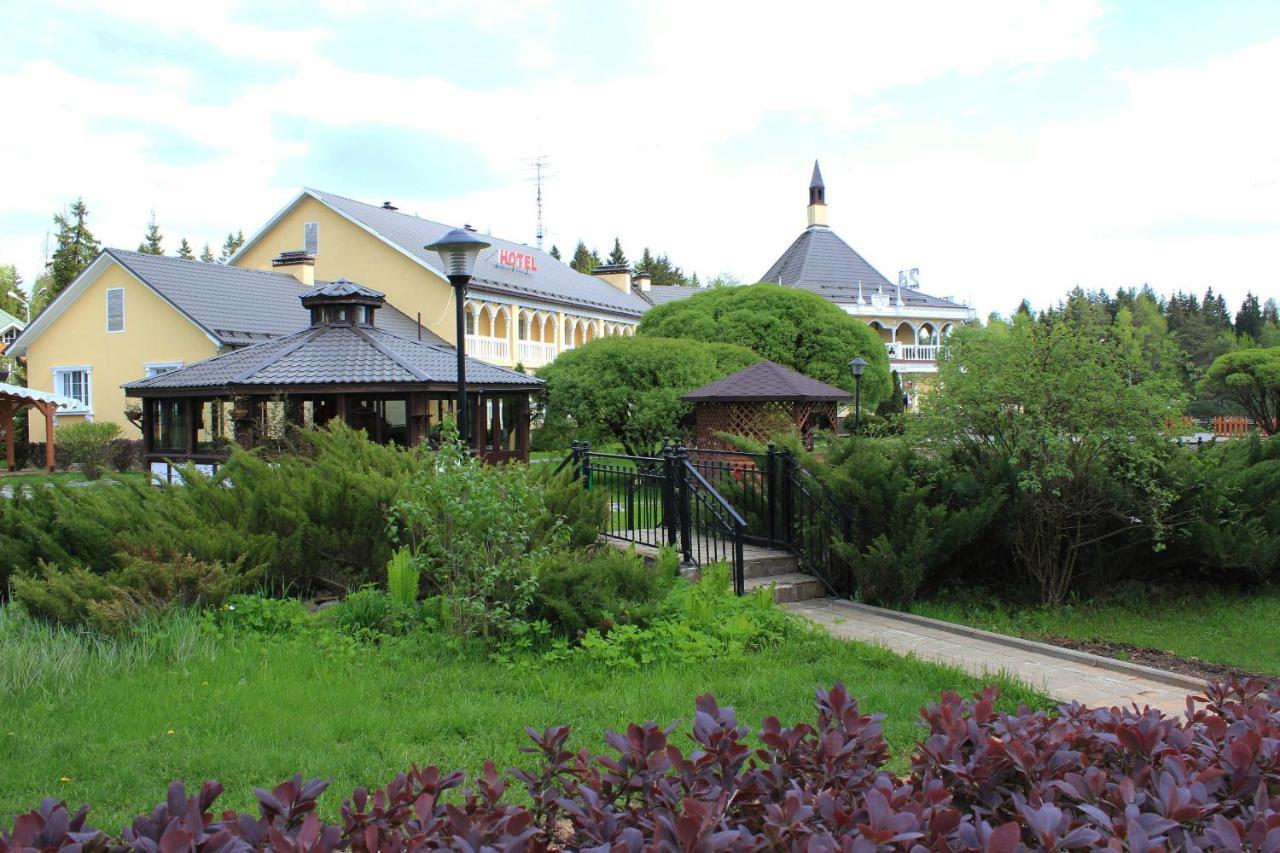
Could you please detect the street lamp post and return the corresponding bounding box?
[426,228,491,447]
[848,357,867,433]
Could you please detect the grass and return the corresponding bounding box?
[909,586,1280,675]
[0,607,1048,829]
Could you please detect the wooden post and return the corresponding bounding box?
[517,395,530,462]
[183,398,196,457]
[43,404,55,472]
[141,398,154,457]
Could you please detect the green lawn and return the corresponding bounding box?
[0,615,1047,829]
[909,587,1280,675]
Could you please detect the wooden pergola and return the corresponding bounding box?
[0,382,80,472]
[682,360,851,450]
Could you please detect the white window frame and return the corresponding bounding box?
[105,287,125,333]
[52,365,92,415]
[304,221,319,254]
[144,361,184,378]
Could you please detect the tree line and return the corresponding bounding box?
[549,237,705,289]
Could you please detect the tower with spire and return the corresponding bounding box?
[807,160,828,227]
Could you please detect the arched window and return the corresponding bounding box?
[518,312,528,340]
[465,305,476,336]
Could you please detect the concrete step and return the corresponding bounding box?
[744,572,826,603]
[743,552,800,579]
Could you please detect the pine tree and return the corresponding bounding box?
[199,243,216,263]
[569,241,597,275]
[1202,287,1231,330]
[548,245,561,261]
[1264,298,1279,326]
[1235,292,1263,340]
[138,212,164,255]
[47,198,100,304]
[607,237,627,266]
[0,265,27,320]
[218,230,245,263]
[176,238,195,260]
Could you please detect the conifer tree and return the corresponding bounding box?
[199,243,216,263]
[218,230,245,263]
[138,212,164,255]
[1234,292,1263,340]
[607,237,627,266]
[0,265,27,321]
[176,238,195,260]
[1264,298,1279,326]
[548,245,561,260]
[569,241,597,274]
[46,198,100,305]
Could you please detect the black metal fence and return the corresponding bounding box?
[561,441,855,597]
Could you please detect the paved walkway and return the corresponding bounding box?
[787,598,1200,714]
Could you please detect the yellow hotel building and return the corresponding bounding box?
[11,189,647,441]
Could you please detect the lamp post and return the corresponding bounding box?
[848,357,867,433]
[426,228,491,447]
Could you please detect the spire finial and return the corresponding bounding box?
[810,160,824,190]
[807,160,827,225]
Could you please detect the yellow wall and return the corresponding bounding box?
[25,263,218,441]
[234,196,459,344]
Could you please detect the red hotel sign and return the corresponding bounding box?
[498,249,538,272]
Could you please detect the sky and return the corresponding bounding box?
[2,0,1279,320]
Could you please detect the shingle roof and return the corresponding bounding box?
[759,226,963,310]
[0,381,81,409]
[124,324,541,392]
[105,250,444,346]
[305,189,650,318]
[682,360,850,403]
[636,284,704,306]
[0,308,24,330]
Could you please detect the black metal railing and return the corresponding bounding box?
[560,440,854,598]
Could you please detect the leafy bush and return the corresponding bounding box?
[210,594,310,635]
[107,438,141,473]
[528,463,607,550]
[10,550,252,633]
[530,547,666,636]
[6,679,1277,850]
[326,586,415,639]
[54,421,122,480]
[391,432,568,638]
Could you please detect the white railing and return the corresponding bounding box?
[516,340,557,367]
[466,335,511,363]
[886,343,943,361]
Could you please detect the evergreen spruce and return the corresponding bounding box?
[569,241,597,274]
[218,230,245,263]
[138,212,164,255]
[199,243,216,263]
[1234,292,1263,340]
[607,237,627,266]
[548,245,561,261]
[46,198,100,307]
[176,238,196,260]
[0,265,27,320]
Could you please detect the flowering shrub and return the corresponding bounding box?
[5,679,1277,851]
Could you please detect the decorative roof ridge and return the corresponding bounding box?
[231,327,323,383]
[350,326,431,382]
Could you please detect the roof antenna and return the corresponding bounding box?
[526,154,552,251]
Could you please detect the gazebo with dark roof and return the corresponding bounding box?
[682,360,851,450]
[125,278,541,477]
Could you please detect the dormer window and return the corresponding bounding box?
[300,278,385,329]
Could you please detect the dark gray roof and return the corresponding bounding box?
[305,189,650,318]
[682,360,850,403]
[810,160,824,189]
[635,284,704,306]
[759,227,963,310]
[124,324,540,393]
[301,278,384,300]
[106,249,444,346]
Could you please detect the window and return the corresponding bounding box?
[145,362,183,378]
[465,309,476,336]
[53,367,91,412]
[105,288,124,332]
[304,222,319,254]
[2,327,17,344]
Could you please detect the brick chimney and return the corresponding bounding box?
[592,263,632,294]
[633,271,652,292]
[272,250,316,287]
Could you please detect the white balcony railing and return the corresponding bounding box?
[466,335,511,363]
[516,340,557,367]
[886,343,943,361]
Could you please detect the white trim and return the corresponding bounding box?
[105,286,125,333]
[144,361,184,378]
[51,365,93,415]
[7,252,222,357]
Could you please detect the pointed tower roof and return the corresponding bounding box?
[810,160,824,189]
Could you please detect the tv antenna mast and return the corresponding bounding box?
[526,155,552,250]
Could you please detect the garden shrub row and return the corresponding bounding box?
[4,679,1276,851]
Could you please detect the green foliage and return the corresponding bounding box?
[44,198,100,309]
[137,212,164,255]
[606,236,627,266]
[531,547,667,636]
[536,336,758,455]
[634,247,693,288]
[55,421,122,479]
[385,547,419,607]
[528,463,607,549]
[326,586,416,639]
[218,230,245,263]
[11,550,252,634]
[391,430,568,638]
[175,237,195,260]
[1178,435,1280,580]
[568,240,599,274]
[212,594,310,635]
[818,437,1005,606]
[199,243,215,263]
[0,264,27,321]
[913,313,1185,603]
[1198,347,1280,434]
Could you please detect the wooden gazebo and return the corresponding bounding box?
[0,382,81,472]
[682,360,851,450]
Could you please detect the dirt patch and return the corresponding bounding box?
[1040,635,1278,687]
